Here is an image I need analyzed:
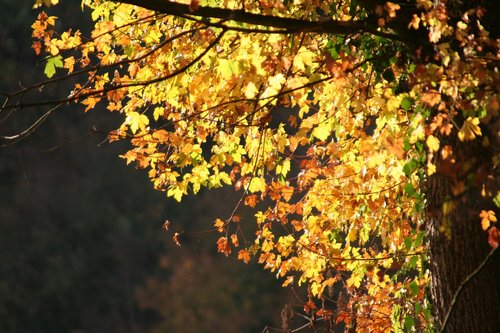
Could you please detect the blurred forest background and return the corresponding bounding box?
[0,1,295,332]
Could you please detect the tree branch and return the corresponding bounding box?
[440,246,498,333]
[1,31,224,110]
[114,0,403,40]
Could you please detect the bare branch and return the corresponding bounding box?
[1,103,63,146]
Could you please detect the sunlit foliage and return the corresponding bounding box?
[28,0,499,330]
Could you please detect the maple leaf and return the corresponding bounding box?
[126,112,149,134]
[44,55,63,78]
[217,237,231,256]
[480,210,497,231]
[426,135,440,153]
[238,249,251,264]
[214,218,225,232]
[458,117,482,141]
[421,90,441,107]
[231,234,239,247]
[488,227,499,248]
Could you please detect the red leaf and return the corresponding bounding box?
[488,226,499,248]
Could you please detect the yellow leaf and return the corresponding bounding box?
[268,73,286,91]
[346,267,365,288]
[408,14,421,30]
[33,0,59,8]
[244,81,259,99]
[312,120,332,141]
[384,2,400,17]
[153,107,164,121]
[282,276,294,287]
[126,112,149,134]
[248,177,266,193]
[458,117,482,141]
[293,47,315,72]
[426,135,440,153]
[427,162,436,176]
[276,159,291,177]
[214,218,225,232]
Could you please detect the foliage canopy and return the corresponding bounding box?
[5,0,499,331]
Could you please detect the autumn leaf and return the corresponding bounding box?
[244,194,258,208]
[421,90,441,107]
[214,218,225,232]
[33,0,59,8]
[480,210,497,230]
[488,227,499,248]
[230,234,239,247]
[458,117,482,141]
[408,14,421,30]
[126,112,149,134]
[384,2,401,18]
[426,135,440,153]
[238,249,251,263]
[217,237,231,256]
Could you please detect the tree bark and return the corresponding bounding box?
[426,142,500,332]
[114,0,402,40]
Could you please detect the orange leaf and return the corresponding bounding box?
[421,90,441,107]
[231,234,239,247]
[217,237,231,256]
[238,249,251,263]
[480,210,497,230]
[488,227,499,248]
[244,194,258,208]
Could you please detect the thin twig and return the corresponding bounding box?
[440,246,498,333]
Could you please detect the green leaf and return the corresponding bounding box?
[403,159,418,177]
[414,232,424,247]
[44,55,63,78]
[404,183,415,196]
[404,236,412,251]
[409,280,419,296]
[493,191,500,207]
[408,256,418,269]
[401,97,413,111]
[403,139,411,152]
[404,315,415,331]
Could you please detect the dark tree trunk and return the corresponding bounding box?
[426,140,500,332]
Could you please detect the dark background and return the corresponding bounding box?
[0,1,294,332]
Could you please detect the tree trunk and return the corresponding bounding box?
[426,141,500,332]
